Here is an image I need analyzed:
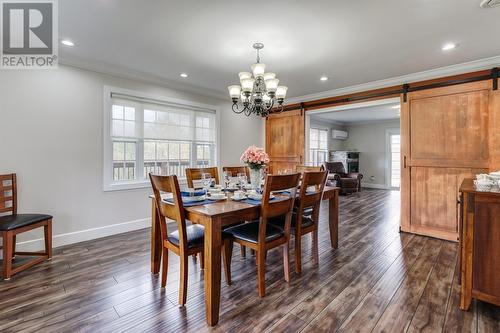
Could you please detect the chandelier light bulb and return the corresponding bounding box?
[228,85,242,99]
[263,72,276,81]
[251,63,266,77]
[241,78,255,93]
[239,72,252,81]
[262,94,271,104]
[275,86,288,99]
[265,78,279,93]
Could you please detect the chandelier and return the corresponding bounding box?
[227,43,287,117]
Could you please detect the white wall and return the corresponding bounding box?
[342,120,400,188]
[0,65,264,250]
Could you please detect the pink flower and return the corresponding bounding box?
[240,145,269,166]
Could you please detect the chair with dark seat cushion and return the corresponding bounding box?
[167,224,205,248]
[0,174,52,280]
[269,170,328,273]
[149,174,231,306]
[223,172,301,297]
[323,161,363,194]
[223,222,284,244]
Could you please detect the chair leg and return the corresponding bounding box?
[223,239,233,285]
[295,232,302,274]
[200,250,205,270]
[312,229,319,266]
[2,231,13,280]
[240,244,246,258]
[161,248,169,288]
[179,254,188,306]
[12,235,16,260]
[257,249,266,297]
[44,220,52,259]
[283,241,290,283]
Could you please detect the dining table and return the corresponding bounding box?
[149,185,340,326]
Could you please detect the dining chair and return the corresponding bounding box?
[223,173,301,297]
[149,174,231,305]
[295,165,325,173]
[0,173,52,280]
[222,166,250,179]
[185,167,220,189]
[269,170,328,274]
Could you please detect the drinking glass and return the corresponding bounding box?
[223,171,231,190]
[237,173,247,190]
[201,173,211,196]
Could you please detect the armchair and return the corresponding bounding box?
[323,162,363,194]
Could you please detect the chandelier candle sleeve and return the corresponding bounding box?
[227,43,287,116]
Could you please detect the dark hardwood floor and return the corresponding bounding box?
[1,189,499,332]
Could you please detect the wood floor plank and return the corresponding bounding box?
[371,238,443,332]
[407,242,457,333]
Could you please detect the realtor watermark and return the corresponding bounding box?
[1,0,58,69]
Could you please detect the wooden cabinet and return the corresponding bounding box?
[459,178,500,310]
[401,81,492,241]
[265,109,304,174]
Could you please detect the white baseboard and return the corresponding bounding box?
[12,218,151,253]
[362,183,392,190]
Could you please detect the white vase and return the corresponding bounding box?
[249,168,262,189]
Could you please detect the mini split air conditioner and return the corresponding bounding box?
[332,130,348,140]
[480,0,500,8]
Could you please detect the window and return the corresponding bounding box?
[103,88,218,191]
[309,128,328,166]
[390,134,401,188]
[386,129,401,189]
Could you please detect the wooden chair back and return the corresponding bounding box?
[295,165,324,173]
[0,173,17,215]
[260,173,301,243]
[222,166,250,179]
[296,171,328,226]
[185,167,220,189]
[149,174,188,249]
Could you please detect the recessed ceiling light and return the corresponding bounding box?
[442,42,458,51]
[180,73,188,78]
[391,105,401,109]
[61,39,75,47]
[320,76,328,81]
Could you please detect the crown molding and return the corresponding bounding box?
[59,55,227,101]
[285,55,500,105]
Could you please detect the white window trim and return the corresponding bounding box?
[102,85,220,192]
[385,128,401,189]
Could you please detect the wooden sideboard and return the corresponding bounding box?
[459,178,500,310]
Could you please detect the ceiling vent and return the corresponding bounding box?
[480,0,500,8]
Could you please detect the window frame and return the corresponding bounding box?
[309,127,329,166]
[103,86,220,191]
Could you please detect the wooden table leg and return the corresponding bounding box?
[151,198,162,275]
[329,190,339,249]
[204,216,222,326]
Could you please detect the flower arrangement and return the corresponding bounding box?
[240,145,270,170]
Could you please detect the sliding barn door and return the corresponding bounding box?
[401,81,491,241]
[265,109,305,174]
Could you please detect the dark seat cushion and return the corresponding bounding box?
[224,221,284,244]
[168,224,204,248]
[0,214,52,231]
[268,213,315,230]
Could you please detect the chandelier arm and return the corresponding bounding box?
[232,103,244,114]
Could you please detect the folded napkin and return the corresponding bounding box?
[180,190,206,197]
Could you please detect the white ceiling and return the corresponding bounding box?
[310,102,400,125]
[59,0,500,99]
